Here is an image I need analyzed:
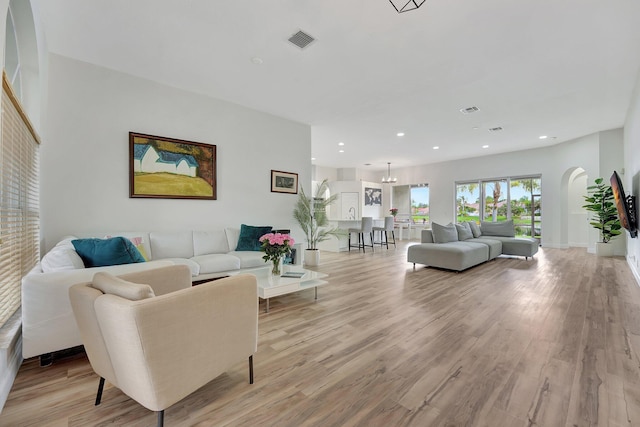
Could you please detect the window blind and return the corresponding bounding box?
[0,71,39,328]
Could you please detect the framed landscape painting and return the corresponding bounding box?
[129,132,217,199]
[271,170,298,194]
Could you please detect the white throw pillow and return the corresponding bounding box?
[41,247,85,273]
[431,222,459,243]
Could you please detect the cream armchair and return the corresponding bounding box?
[69,265,258,427]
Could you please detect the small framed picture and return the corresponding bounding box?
[271,170,298,194]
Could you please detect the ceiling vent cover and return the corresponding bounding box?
[488,126,504,132]
[288,30,315,49]
[460,106,480,114]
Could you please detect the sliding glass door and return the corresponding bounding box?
[456,175,541,240]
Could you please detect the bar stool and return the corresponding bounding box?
[373,216,396,249]
[348,217,374,252]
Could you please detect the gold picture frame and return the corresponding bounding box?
[129,132,216,199]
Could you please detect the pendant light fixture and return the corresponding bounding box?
[382,162,397,184]
[389,0,426,13]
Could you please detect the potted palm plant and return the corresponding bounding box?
[582,177,622,256]
[293,179,343,266]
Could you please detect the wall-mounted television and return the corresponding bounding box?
[610,170,638,238]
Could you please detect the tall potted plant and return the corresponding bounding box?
[582,177,622,256]
[293,179,343,266]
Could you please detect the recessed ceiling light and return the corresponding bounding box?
[482,145,489,149]
[397,132,405,137]
[338,142,345,146]
[433,146,439,150]
[539,135,548,140]
[339,150,344,153]
[472,127,479,130]
[311,157,316,160]
[251,57,263,65]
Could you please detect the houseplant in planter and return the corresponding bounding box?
[582,177,622,256]
[293,179,343,266]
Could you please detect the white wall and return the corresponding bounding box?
[40,54,312,251]
[623,68,640,281]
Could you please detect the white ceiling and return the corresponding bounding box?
[32,0,640,171]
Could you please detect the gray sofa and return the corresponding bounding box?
[407,220,538,272]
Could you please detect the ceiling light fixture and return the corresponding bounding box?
[539,135,548,140]
[389,0,426,13]
[433,146,439,150]
[338,142,345,146]
[482,145,489,149]
[382,162,397,184]
[397,132,405,137]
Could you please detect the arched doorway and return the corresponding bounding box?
[561,167,589,248]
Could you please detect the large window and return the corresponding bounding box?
[0,73,40,328]
[456,176,541,239]
[410,184,429,224]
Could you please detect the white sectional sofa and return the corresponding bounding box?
[22,227,300,361]
[407,220,539,272]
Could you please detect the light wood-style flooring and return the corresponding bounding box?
[2,242,640,426]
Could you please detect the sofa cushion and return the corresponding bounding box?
[149,231,194,259]
[193,230,230,256]
[191,254,241,274]
[431,222,458,243]
[236,224,272,251]
[481,236,539,257]
[468,237,503,260]
[40,246,85,272]
[72,237,146,268]
[228,251,270,269]
[92,272,155,301]
[455,223,473,241]
[407,241,489,271]
[480,220,515,237]
[467,221,481,238]
[162,258,201,277]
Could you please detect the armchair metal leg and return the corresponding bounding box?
[157,410,164,427]
[249,355,254,384]
[95,377,105,406]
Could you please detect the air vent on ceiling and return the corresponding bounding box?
[288,30,315,49]
[488,126,504,132]
[460,106,480,114]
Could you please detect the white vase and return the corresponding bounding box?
[304,249,320,266]
[595,242,614,257]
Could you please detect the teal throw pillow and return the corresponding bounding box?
[236,224,272,251]
[72,237,146,268]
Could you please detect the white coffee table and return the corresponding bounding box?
[247,266,328,312]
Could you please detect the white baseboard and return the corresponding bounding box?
[0,310,23,413]
[628,256,640,288]
[542,243,570,249]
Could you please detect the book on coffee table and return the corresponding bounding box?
[280,271,306,278]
